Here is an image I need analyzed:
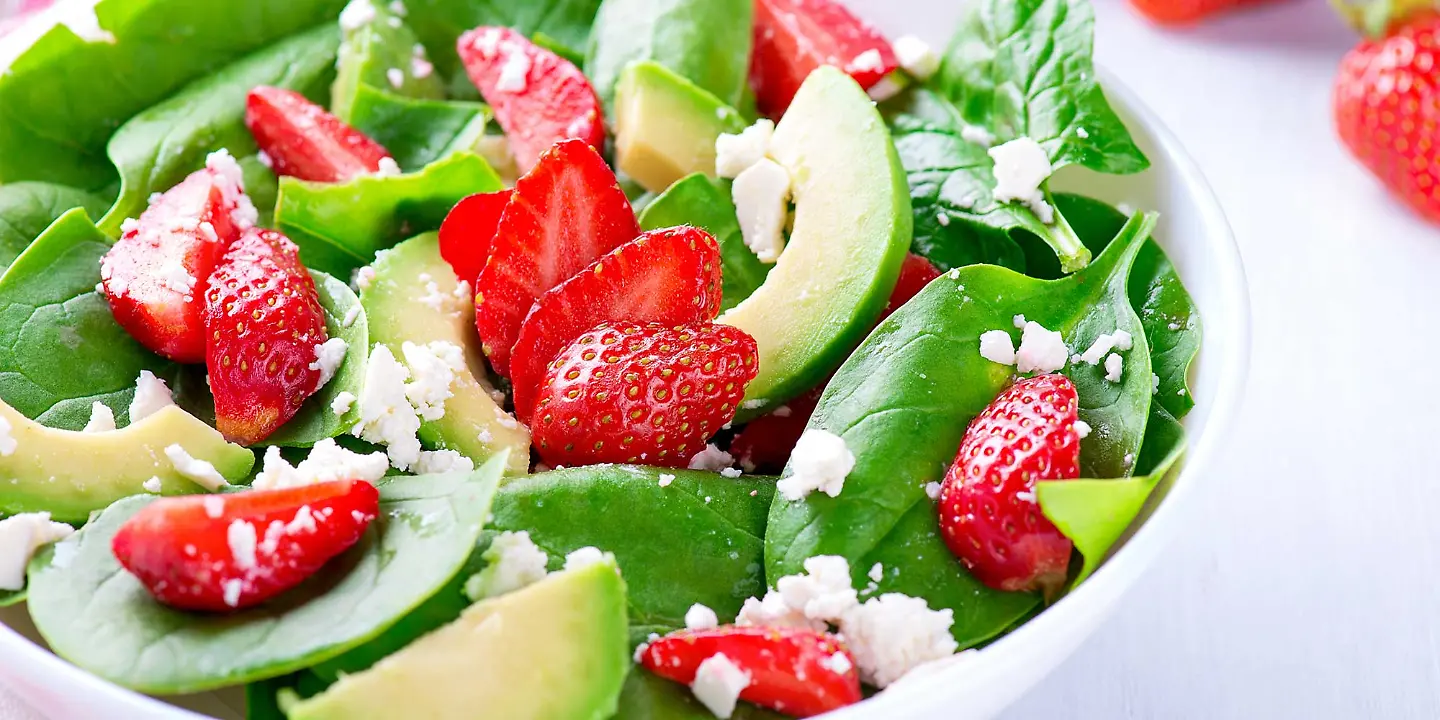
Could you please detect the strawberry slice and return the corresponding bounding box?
[509,226,723,424]
[457,26,605,173]
[204,228,329,445]
[245,86,395,183]
[881,253,942,320]
[751,0,900,117]
[100,156,251,363]
[112,480,379,612]
[474,139,640,377]
[438,190,511,286]
[638,626,863,718]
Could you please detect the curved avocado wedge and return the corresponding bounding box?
[362,234,530,475]
[287,558,630,720]
[615,61,746,194]
[718,67,912,420]
[0,401,254,523]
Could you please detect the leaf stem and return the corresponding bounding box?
[1041,189,1092,274]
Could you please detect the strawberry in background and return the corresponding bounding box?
[1127,0,1276,24]
[0,0,54,37]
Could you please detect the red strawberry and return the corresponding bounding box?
[532,321,756,468]
[638,626,862,718]
[509,226,724,423]
[474,140,640,377]
[112,480,379,612]
[881,253,942,321]
[204,228,328,445]
[457,26,605,173]
[438,190,511,285]
[245,86,394,183]
[1128,0,1271,24]
[100,159,250,363]
[750,0,899,117]
[1335,12,1440,222]
[938,374,1081,596]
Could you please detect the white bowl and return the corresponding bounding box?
[0,4,1251,719]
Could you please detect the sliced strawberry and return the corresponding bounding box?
[112,480,379,612]
[938,374,1081,595]
[438,190,511,286]
[245,86,394,183]
[474,140,640,377]
[639,626,862,718]
[533,321,757,468]
[509,226,723,423]
[751,0,900,117]
[100,158,251,363]
[204,228,328,445]
[457,26,605,173]
[881,253,942,321]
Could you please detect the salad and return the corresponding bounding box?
[0,0,1202,717]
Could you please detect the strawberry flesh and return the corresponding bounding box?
[112,480,379,612]
[245,86,394,183]
[438,190,511,286]
[751,0,899,117]
[1128,0,1271,25]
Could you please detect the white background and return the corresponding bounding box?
[6,0,1440,718]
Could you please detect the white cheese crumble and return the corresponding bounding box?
[1074,419,1092,439]
[83,402,116,433]
[714,120,774,179]
[156,257,196,296]
[688,444,735,472]
[988,137,1054,221]
[339,0,378,31]
[222,579,243,608]
[821,651,854,676]
[1014,321,1068,374]
[924,481,943,500]
[777,555,859,621]
[60,6,117,44]
[342,304,363,329]
[1104,352,1124,383]
[1112,329,1134,351]
[732,158,791,264]
[310,338,349,388]
[496,48,532,93]
[386,67,405,89]
[351,344,423,471]
[256,151,273,170]
[0,513,74,591]
[252,439,389,491]
[960,125,995,148]
[411,45,434,79]
[227,520,257,571]
[129,370,175,422]
[164,444,228,491]
[658,473,676,488]
[978,329,1016,366]
[892,35,939,79]
[868,563,885,583]
[866,75,904,103]
[775,430,853,501]
[352,266,376,292]
[563,546,611,571]
[685,603,720,631]
[1076,127,1090,139]
[850,48,885,73]
[838,593,958,688]
[142,477,163,494]
[203,496,225,519]
[402,341,465,421]
[1079,334,1117,365]
[331,391,357,416]
[204,149,259,229]
[465,530,550,600]
[413,449,475,475]
[691,653,752,719]
[720,467,743,479]
[376,157,402,177]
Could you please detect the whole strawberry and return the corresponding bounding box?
[532,321,758,468]
[937,374,1081,596]
[204,228,328,445]
[1335,12,1440,222]
[1128,0,1271,24]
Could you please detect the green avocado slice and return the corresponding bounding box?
[615,61,746,194]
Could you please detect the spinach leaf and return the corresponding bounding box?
[261,272,368,448]
[275,152,502,277]
[331,0,445,122]
[0,589,24,607]
[0,209,167,430]
[637,174,770,313]
[616,668,787,720]
[532,31,586,66]
[347,86,490,172]
[0,183,111,275]
[97,25,341,236]
[765,214,1158,646]
[0,0,348,190]
[586,0,753,110]
[25,460,506,694]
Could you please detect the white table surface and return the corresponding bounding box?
[4,0,1435,718]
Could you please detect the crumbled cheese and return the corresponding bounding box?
[850,48,885,73]
[868,563,884,583]
[310,338,349,388]
[227,520,257,571]
[1074,420,1092,439]
[978,329,1016,366]
[732,158,791,264]
[203,496,225,519]
[351,344,423,471]
[691,654,752,719]
[376,157,402,177]
[658,473,676,488]
[960,125,995,148]
[775,430,853,501]
[129,370,175,422]
[720,467,743,479]
[342,304,363,328]
[735,590,826,632]
[256,151,273,170]
[331,391,357,416]
[352,266,376,292]
[685,603,720,631]
[892,35,939,79]
[402,341,465,421]
[773,405,792,418]
[60,6,117,44]
[286,506,317,535]
[821,651,854,676]
[0,513,75,591]
[714,120,775,178]
[411,44,434,79]
[496,48,532,92]
[563,546,610,571]
[866,75,905,102]
[889,650,979,691]
[838,593,958,688]
[83,402,115,433]
[1104,353,1123,383]
[988,137,1054,221]
[386,67,405,89]
[153,258,196,297]
[465,530,550,600]
[142,477,163,494]
[221,579,243,608]
[388,0,407,15]
[936,212,951,227]
[777,555,859,622]
[924,481,943,500]
[1080,334,1117,365]
[688,444,735,472]
[1014,321,1067,374]
[1153,374,1161,393]
[165,444,228,491]
[252,439,389,491]
[205,149,258,229]
[1112,329,1134,351]
[413,449,475,475]
[339,0,377,31]
[1076,127,1090,139]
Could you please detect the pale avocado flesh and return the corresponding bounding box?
[287,559,630,720]
[0,401,254,523]
[718,67,913,421]
[361,234,530,475]
[615,61,747,194]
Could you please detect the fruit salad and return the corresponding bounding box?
[0,0,1202,717]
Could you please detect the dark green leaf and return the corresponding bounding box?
[261,272,368,448]
[26,461,506,694]
[586,0,753,110]
[331,0,445,121]
[532,31,586,65]
[0,588,24,607]
[615,668,787,720]
[347,86,490,172]
[638,174,770,313]
[0,183,111,275]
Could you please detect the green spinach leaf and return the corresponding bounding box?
[0,589,24,607]
[97,25,341,236]
[275,152,502,277]
[616,668,786,720]
[347,85,490,172]
[638,174,770,313]
[0,183,111,275]
[331,0,445,121]
[262,272,368,448]
[586,0,753,111]
[0,0,348,190]
[25,460,506,694]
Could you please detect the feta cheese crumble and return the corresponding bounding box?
[60,6,116,44]
[988,137,1054,222]
[688,444,735,472]
[775,430,853,501]
[339,0,378,31]
[228,520,257,571]
[1104,352,1124,383]
[1014,321,1068,374]
[924,481,943,500]
[715,120,775,178]
[839,593,958,688]
[496,48,532,92]
[83,402,116,433]
[978,329,1016,366]
[413,449,474,475]
[164,444,228,491]
[563,546,610,571]
[252,439,389,491]
[1080,329,1134,366]
[310,338,349,388]
[129,370,175,422]
[691,653,752,719]
[142,477,163,494]
[732,158,791,264]
[850,48,885,73]
[0,513,75,591]
[685,603,720,631]
[204,149,259,229]
[342,304,363,328]
[222,579,243,608]
[960,125,995,148]
[892,35,939,79]
[376,157,402,177]
[351,344,423,471]
[1074,419,1092,439]
[465,530,549,600]
[658,473,676,488]
[352,266,376,292]
[386,67,405,89]
[821,651,854,676]
[331,391,357,416]
[402,341,465,421]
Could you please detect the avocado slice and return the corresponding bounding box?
[0,400,254,523]
[287,558,630,720]
[362,234,529,475]
[331,0,444,122]
[615,61,746,194]
[718,67,912,420]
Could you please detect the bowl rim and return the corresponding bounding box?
[0,7,1252,720]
